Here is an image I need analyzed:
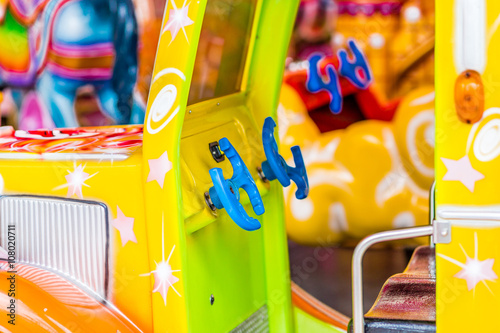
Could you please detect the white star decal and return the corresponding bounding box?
[438,232,498,295]
[53,162,98,199]
[141,217,181,305]
[441,155,484,192]
[162,0,194,45]
[112,206,137,247]
[147,151,173,189]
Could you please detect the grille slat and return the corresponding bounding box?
[0,196,109,299]
[91,208,98,291]
[95,206,105,294]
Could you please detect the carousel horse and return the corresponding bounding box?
[0,0,142,128]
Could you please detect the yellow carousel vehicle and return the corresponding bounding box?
[0,0,498,332]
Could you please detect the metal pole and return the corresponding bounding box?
[351,225,434,333]
[429,181,436,246]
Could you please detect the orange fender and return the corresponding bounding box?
[0,261,141,332]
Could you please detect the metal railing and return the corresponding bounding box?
[351,225,434,333]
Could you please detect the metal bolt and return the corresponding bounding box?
[209,142,225,162]
[204,192,216,211]
[210,294,215,305]
[257,167,268,183]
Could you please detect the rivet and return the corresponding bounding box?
[441,228,448,236]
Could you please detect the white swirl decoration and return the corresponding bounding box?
[147,68,186,135]
[406,110,435,178]
[468,108,500,162]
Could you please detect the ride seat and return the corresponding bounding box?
[349,246,436,332]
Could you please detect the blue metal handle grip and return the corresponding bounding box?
[209,138,264,231]
[338,39,372,89]
[306,54,342,114]
[261,117,309,200]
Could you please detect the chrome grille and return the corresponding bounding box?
[0,196,109,299]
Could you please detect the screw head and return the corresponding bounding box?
[210,294,215,305]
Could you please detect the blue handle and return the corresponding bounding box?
[209,138,264,231]
[261,117,309,200]
[338,39,372,89]
[306,54,343,114]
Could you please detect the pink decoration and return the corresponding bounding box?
[53,163,97,199]
[439,233,498,294]
[19,91,55,131]
[441,155,484,192]
[147,151,172,189]
[112,206,137,247]
[162,0,194,44]
[141,219,181,306]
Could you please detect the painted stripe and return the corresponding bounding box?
[46,62,113,80]
[51,42,115,58]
